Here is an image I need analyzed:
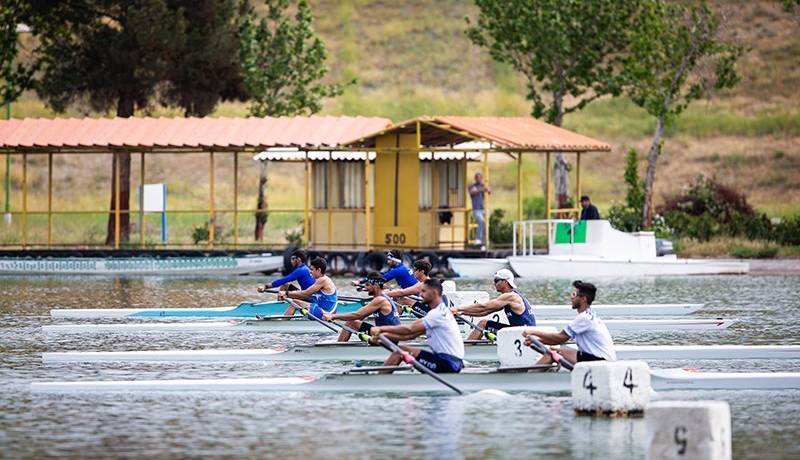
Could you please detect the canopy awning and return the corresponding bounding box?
[343,116,611,152]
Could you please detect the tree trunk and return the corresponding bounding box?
[641,116,665,229]
[254,160,268,241]
[105,96,134,245]
[550,95,570,211]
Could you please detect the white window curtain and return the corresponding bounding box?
[419,161,432,209]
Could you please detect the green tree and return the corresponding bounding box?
[238,0,352,241]
[34,0,250,245]
[466,0,639,209]
[607,149,644,232]
[622,0,743,228]
[1,1,37,108]
[160,0,248,116]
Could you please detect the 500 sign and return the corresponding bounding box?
[384,233,407,245]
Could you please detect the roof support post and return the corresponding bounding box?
[516,151,523,222]
[114,152,120,249]
[545,152,552,220]
[303,153,310,246]
[22,153,27,247]
[462,156,468,249]
[208,151,215,248]
[47,152,53,247]
[327,158,332,248]
[139,152,145,248]
[483,151,490,250]
[364,154,370,250]
[576,152,582,219]
[233,152,239,247]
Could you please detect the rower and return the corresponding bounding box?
[522,280,616,365]
[323,272,401,342]
[386,259,431,308]
[451,268,536,340]
[379,249,418,289]
[370,279,465,374]
[257,249,314,294]
[279,257,338,319]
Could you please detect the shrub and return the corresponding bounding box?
[489,208,513,245]
[523,196,546,220]
[608,149,646,232]
[774,215,800,246]
[730,244,779,259]
[192,223,227,244]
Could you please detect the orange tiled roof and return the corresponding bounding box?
[344,116,611,152]
[0,116,392,151]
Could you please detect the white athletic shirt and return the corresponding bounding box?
[564,308,617,361]
[422,301,465,359]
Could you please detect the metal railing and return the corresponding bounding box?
[512,219,574,256]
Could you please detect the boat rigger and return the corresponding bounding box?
[29,368,800,394]
[41,344,800,364]
[40,318,737,334]
[48,302,705,319]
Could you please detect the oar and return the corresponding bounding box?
[280,298,339,334]
[327,319,463,395]
[452,312,497,342]
[260,288,371,305]
[526,334,574,371]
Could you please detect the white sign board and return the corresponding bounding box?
[142,184,166,212]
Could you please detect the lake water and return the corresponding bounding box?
[1,275,799,459]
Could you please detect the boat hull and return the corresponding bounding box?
[448,258,511,278]
[0,255,283,276]
[508,255,749,278]
[41,318,737,334]
[49,300,364,319]
[29,368,800,394]
[41,344,800,364]
[48,302,704,319]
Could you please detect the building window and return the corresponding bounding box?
[313,161,366,209]
[437,160,465,208]
[419,161,433,209]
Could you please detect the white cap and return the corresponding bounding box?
[493,268,516,289]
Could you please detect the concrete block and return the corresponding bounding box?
[645,401,731,460]
[571,361,651,415]
[496,326,558,368]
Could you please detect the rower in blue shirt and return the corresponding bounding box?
[451,268,536,341]
[257,249,315,293]
[324,272,401,342]
[381,249,417,289]
[279,257,338,319]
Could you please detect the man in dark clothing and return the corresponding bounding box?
[579,195,600,220]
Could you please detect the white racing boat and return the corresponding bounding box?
[47,302,705,319]
[41,318,737,334]
[41,344,800,364]
[29,367,800,394]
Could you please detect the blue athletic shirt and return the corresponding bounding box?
[382,265,417,289]
[310,289,338,313]
[271,265,315,290]
[373,293,401,326]
[505,289,536,326]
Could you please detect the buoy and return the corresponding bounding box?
[571,361,651,416]
[645,400,731,460]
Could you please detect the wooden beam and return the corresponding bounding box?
[47,152,53,247]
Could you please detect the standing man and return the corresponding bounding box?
[279,257,338,319]
[522,280,616,365]
[257,249,314,293]
[579,195,600,220]
[370,279,465,374]
[450,269,536,341]
[323,272,401,342]
[468,172,491,248]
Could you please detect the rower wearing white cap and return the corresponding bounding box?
[450,268,536,341]
[522,280,616,365]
